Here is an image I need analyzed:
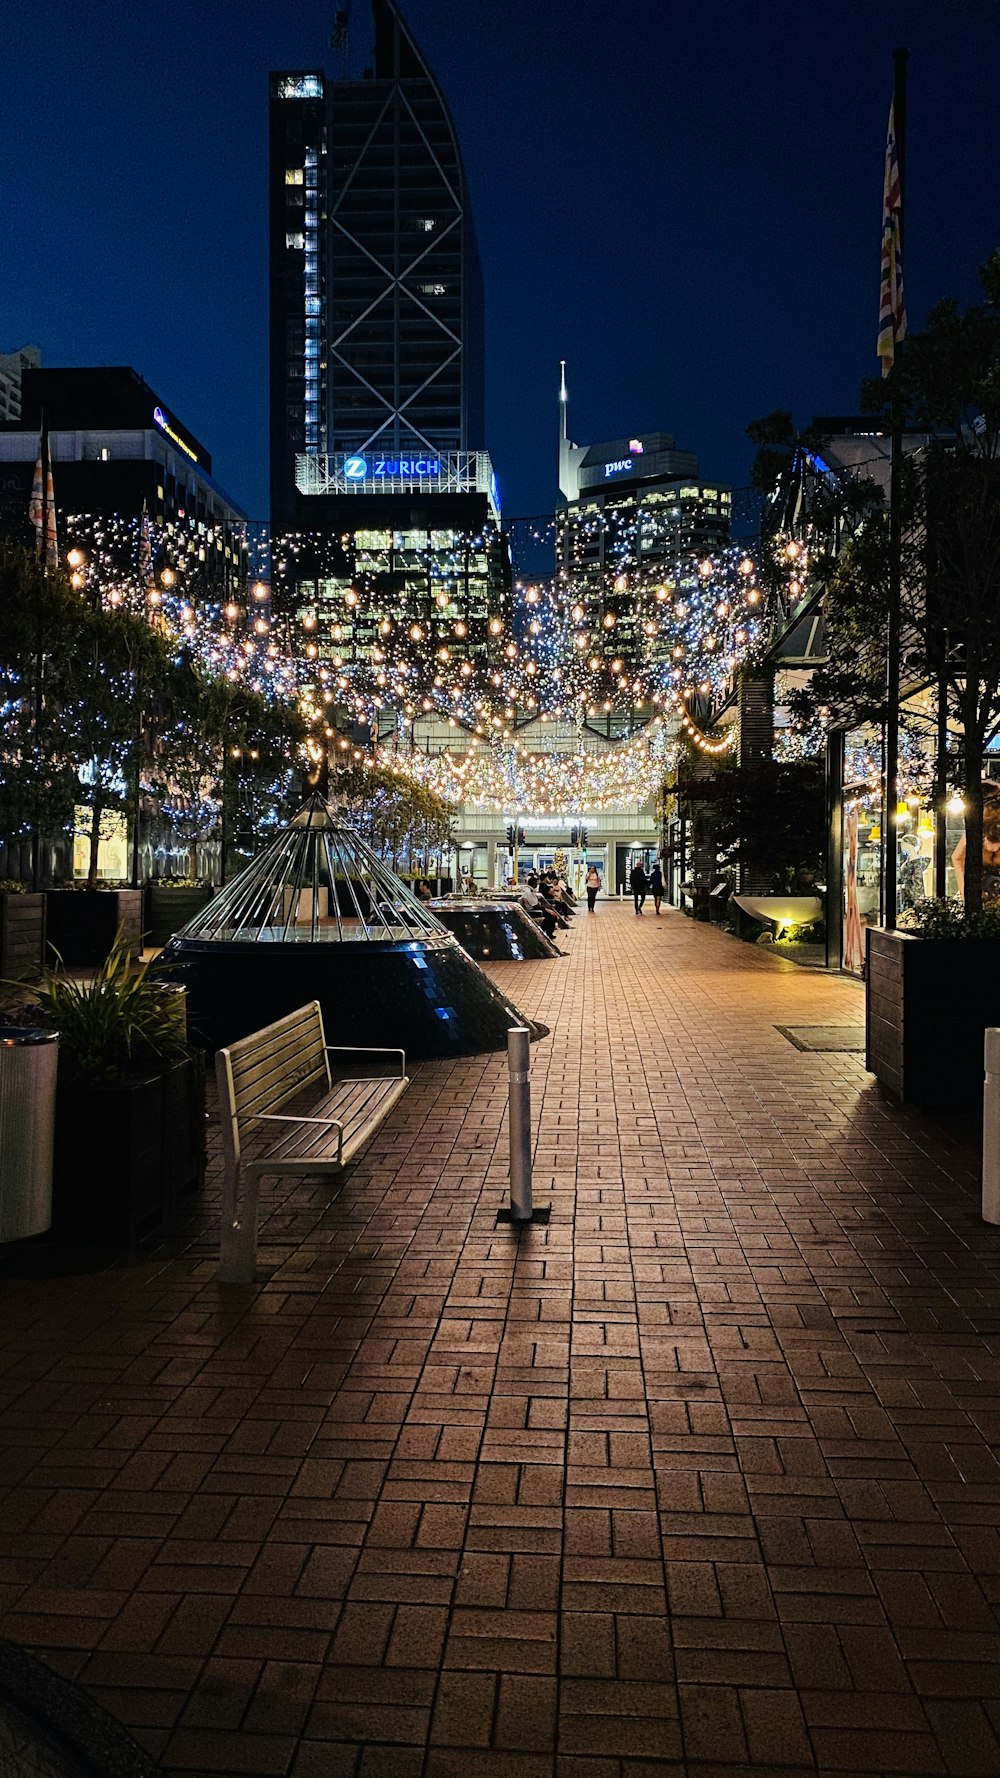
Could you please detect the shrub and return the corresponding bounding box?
[898,897,1000,940]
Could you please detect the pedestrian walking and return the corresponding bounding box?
[649,861,664,915]
[585,863,601,912]
[629,860,648,916]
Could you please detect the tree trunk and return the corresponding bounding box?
[87,789,105,889]
[962,719,985,916]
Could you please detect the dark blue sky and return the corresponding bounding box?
[4,1,998,523]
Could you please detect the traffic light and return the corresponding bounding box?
[517,826,526,847]
[506,823,515,856]
[570,825,579,847]
[580,826,588,849]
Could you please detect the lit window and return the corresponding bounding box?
[285,168,303,185]
[419,283,447,295]
[286,232,304,249]
[415,218,435,232]
[278,76,322,99]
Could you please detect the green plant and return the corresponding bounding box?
[24,938,190,1083]
[0,880,26,893]
[898,896,1000,940]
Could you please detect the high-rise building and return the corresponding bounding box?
[0,344,40,422]
[557,370,731,672]
[269,0,506,711]
[0,366,248,598]
[269,0,485,531]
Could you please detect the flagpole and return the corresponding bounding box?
[883,46,907,932]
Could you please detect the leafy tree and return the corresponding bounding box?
[0,546,80,863]
[676,756,825,894]
[752,250,1000,914]
[332,763,454,869]
[60,604,171,887]
[150,664,307,873]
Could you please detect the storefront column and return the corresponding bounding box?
[934,674,949,899]
[826,729,844,972]
[737,669,774,892]
[487,837,498,888]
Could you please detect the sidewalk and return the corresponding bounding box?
[1,906,998,1777]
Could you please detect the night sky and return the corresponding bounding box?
[4,0,998,525]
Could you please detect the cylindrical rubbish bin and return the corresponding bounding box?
[0,1028,59,1242]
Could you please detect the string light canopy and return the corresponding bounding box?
[376,720,678,814]
[60,512,812,794]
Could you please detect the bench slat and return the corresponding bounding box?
[255,1080,399,1156]
[245,1078,409,1175]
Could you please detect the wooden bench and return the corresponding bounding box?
[215,1000,409,1282]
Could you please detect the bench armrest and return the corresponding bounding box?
[325,1045,406,1077]
[251,1110,344,1164]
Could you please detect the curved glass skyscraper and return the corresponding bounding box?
[269,0,485,530]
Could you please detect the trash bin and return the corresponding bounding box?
[0,1028,59,1242]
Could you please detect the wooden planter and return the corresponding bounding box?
[44,889,142,966]
[143,884,214,949]
[51,1057,206,1245]
[0,892,45,980]
[866,927,1000,1108]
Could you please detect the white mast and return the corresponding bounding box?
[558,360,585,503]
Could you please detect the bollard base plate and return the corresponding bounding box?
[496,1205,551,1227]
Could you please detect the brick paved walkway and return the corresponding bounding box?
[2,906,1000,1777]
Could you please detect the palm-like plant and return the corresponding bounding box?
[30,939,189,1084]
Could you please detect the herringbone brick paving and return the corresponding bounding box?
[2,904,1000,1775]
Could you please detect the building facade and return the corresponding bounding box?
[557,378,732,675]
[269,0,485,533]
[0,344,40,422]
[0,366,248,599]
[269,0,505,709]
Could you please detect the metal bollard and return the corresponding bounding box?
[496,1026,549,1227]
[508,1025,533,1220]
[984,1029,1000,1224]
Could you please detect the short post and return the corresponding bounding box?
[508,1025,532,1219]
[984,1029,1000,1224]
[497,1025,549,1227]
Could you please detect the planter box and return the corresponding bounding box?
[52,1057,206,1245]
[0,892,45,981]
[45,889,142,966]
[143,884,214,949]
[866,927,1000,1108]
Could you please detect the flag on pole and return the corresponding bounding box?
[28,446,44,550]
[877,102,906,376]
[138,498,153,586]
[28,430,59,567]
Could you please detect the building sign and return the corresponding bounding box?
[152,406,200,465]
[342,455,442,480]
[603,458,634,479]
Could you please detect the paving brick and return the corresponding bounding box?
[0,908,995,1777]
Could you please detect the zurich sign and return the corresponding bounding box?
[344,456,368,480]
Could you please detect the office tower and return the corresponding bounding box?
[0,344,40,422]
[557,372,731,672]
[269,0,506,705]
[269,0,485,532]
[0,366,247,597]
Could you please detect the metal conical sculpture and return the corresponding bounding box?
[431,898,562,961]
[161,793,546,1058]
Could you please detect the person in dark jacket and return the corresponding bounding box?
[629,861,648,916]
[649,861,664,915]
